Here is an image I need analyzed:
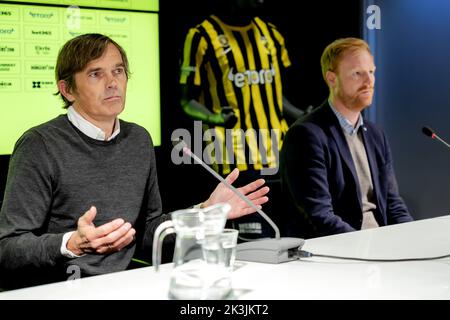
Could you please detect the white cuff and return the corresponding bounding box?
[60,231,84,258]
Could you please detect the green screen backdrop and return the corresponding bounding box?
[0,0,160,154]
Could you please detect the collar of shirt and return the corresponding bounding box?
[328,99,364,136]
[67,106,120,141]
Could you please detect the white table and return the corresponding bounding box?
[1,215,449,300]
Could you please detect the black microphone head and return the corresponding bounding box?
[422,126,434,138]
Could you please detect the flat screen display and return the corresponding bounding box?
[0,0,160,154]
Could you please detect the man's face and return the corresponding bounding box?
[65,43,127,123]
[329,49,375,112]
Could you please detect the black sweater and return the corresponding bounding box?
[0,115,169,288]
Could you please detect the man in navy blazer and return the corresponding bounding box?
[280,38,413,238]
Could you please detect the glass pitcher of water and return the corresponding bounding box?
[152,203,232,300]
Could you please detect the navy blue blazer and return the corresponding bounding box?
[280,101,412,238]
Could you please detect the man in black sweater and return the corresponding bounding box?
[0,34,269,290]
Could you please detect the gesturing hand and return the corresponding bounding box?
[203,168,269,220]
[67,206,136,256]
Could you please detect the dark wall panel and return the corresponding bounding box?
[366,0,450,219]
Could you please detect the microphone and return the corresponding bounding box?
[172,138,305,264]
[422,126,450,149]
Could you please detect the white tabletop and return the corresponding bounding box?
[1,215,449,300]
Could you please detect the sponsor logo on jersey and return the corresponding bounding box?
[228,64,275,88]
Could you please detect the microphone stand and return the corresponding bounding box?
[183,146,281,239]
[174,140,305,264]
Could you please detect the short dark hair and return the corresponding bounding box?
[55,33,130,108]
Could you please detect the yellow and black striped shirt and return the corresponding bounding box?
[180,15,291,175]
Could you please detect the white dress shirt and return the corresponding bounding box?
[60,106,121,258]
